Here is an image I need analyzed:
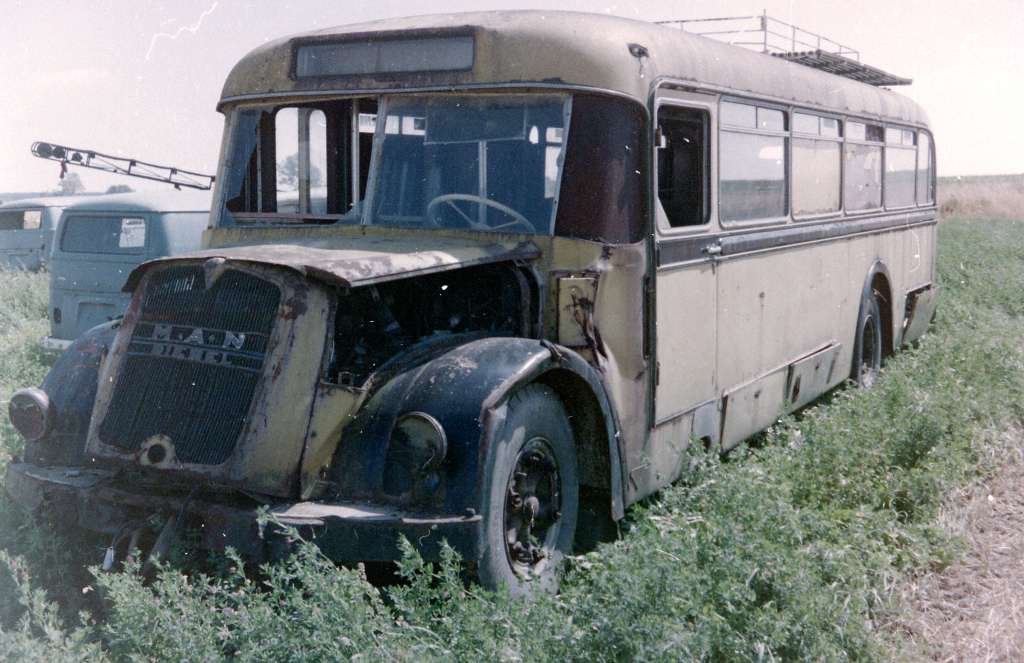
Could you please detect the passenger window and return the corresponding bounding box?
[885,127,917,208]
[792,112,841,217]
[845,121,883,212]
[917,132,934,204]
[656,105,708,227]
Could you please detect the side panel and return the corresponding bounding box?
[716,228,909,449]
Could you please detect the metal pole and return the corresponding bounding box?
[761,10,768,52]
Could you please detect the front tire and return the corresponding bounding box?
[852,291,883,388]
[477,383,578,597]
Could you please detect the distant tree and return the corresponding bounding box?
[105,184,134,194]
[58,172,85,195]
[278,154,322,189]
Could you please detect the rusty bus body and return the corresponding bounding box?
[6,11,937,594]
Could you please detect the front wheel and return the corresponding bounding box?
[852,291,883,388]
[477,384,578,597]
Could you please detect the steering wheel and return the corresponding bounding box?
[425,193,535,233]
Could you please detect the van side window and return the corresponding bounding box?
[656,105,708,227]
[60,216,147,254]
[719,101,787,222]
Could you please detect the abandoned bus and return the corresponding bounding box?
[7,11,938,594]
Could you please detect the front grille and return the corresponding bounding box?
[98,265,281,465]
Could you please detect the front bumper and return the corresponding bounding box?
[4,462,481,563]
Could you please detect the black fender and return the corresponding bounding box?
[25,321,119,466]
[329,336,626,523]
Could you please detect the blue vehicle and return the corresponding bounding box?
[42,190,210,350]
[0,195,73,271]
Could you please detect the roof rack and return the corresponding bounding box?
[658,12,912,87]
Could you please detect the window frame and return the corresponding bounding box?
[841,119,885,217]
[790,110,844,222]
[653,98,712,234]
[916,129,936,206]
[882,123,919,211]
[58,213,151,256]
[717,97,791,228]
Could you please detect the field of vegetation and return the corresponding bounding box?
[1,178,1022,660]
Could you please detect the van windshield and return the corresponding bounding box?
[220,93,569,235]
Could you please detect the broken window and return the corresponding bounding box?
[656,105,708,227]
[224,99,377,221]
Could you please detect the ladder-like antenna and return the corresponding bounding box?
[31,141,215,190]
[658,12,912,87]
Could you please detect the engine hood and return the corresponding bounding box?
[123,234,541,291]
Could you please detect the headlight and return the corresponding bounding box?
[389,412,447,473]
[8,388,54,442]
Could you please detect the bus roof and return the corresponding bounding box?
[220,10,929,127]
[51,190,211,214]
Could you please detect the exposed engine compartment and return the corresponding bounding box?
[326,263,531,386]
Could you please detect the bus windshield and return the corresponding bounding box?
[366,94,568,234]
[220,93,570,235]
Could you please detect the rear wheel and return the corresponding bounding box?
[852,291,883,388]
[477,384,578,597]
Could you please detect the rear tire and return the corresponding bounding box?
[852,291,883,388]
[476,383,578,597]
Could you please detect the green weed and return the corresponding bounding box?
[1,218,1023,660]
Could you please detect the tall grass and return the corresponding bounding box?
[1,216,1023,661]
[939,174,1024,220]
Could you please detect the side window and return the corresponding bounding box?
[60,216,147,254]
[916,131,934,205]
[719,101,787,222]
[23,211,42,230]
[844,121,883,211]
[792,112,841,217]
[656,105,708,227]
[884,127,917,208]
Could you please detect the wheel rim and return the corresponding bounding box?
[859,312,880,387]
[503,437,562,578]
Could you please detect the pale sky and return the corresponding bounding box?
[1,0,1020,193]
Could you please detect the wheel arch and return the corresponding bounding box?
[863,261,895,357]
[479,343,627,522]
[330,337,627,524]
